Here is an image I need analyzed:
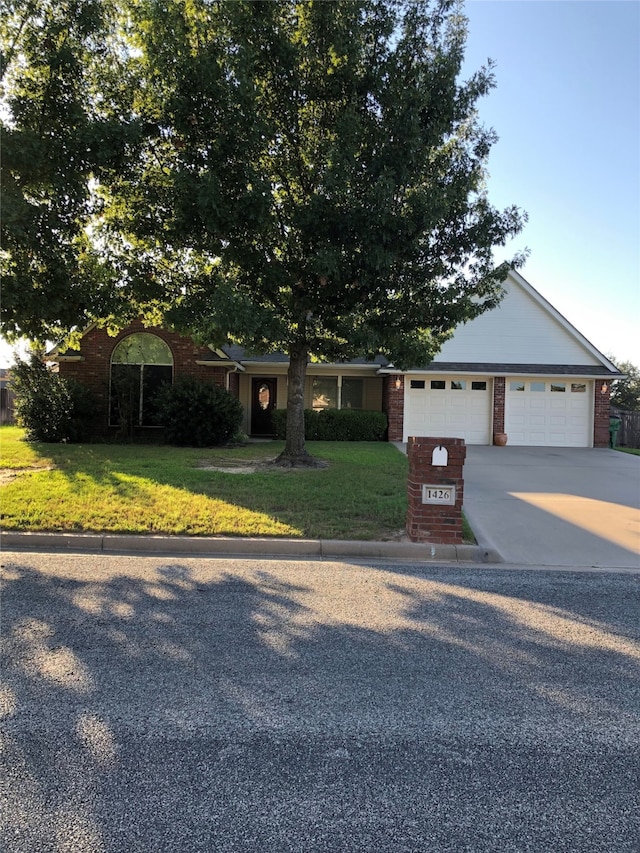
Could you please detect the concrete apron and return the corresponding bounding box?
[461,446,640,569]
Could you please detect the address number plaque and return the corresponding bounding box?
[421,484,456,506]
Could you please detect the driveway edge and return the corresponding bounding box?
[0,531,501,563]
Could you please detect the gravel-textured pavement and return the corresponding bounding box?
[2,552,639,852]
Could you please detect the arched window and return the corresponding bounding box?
[109,333,173,427]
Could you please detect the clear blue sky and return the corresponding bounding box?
[1,0,638,368]
[462,0,640,366]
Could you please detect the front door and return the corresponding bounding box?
[250,378,277,436]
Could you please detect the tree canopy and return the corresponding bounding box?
[1,0,527,462]
[0,0,127,342]
[609,357,640,412]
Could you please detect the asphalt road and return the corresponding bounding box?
[2,552,639,853]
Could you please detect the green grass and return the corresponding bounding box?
[615,446,640,456]
[0,426,412,540]
[462,514,476,545]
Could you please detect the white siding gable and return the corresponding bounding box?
[437,271,603,366]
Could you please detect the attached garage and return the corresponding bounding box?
[505,378,592,446]
[403,376,492,444]
[392,270,620,448]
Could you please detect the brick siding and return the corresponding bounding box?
[383,375,404,441]
[492,376,505,437]
[57,320,228,436]
[593,380,611,448]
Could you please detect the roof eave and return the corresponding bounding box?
[195,359,245,371]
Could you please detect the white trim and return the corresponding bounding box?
[207,345,244,363]
[195,359,245,370]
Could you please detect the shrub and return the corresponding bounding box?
[272,408,387,441]
[316,408,388,441]
[10,354,95,443]
[272,408,315,440]
[154,377,243,446]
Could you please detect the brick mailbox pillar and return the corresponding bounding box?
[406,437,466,544]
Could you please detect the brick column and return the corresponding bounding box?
[492,377,505,436]
[383,374,404,442]
[406,436,466,544]
[227,370,240,397]
[593,380,610,447]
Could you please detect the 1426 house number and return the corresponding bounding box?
[422,485,456,505]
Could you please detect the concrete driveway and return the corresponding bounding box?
[462,447,640,568]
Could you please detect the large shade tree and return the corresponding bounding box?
[0,0,130,343]
[2,0,526,463]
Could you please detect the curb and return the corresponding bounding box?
[0,531,502,564]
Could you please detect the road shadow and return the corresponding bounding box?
[2,557,639,851]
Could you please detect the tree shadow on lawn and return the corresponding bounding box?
[2,557,639,851]
[1,441,408,539]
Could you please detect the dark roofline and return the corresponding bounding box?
[384,362,622,377]
[222,344,389,367]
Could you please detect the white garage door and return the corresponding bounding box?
[505,379,592,446]
[403,376,491,444]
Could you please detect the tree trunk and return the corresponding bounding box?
[275,341,319,467]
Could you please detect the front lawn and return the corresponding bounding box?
[0,427,409,540]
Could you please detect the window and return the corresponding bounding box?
[257,382,271,410]
[341,377,363,409]
[571,383,586,393]
[550,383,566,393]
[530,382,545,392]
[471,381,487,391]
[451,380,466,390]
[430,380,446,390]
[312,377,338,410]
[312,376,363,410]
[410,380,425,390]
[110,333,173,427]
[510,382,525,392]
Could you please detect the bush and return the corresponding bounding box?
[154,377,243,446]
[10,354,96,443]
[272,408,387,441]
